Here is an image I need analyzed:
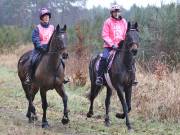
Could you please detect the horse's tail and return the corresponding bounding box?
[89,55,99,83]
[87,55,102,100]
[89,57,94,82]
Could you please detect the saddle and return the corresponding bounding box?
[31,53,43,75]
[95,50,117,90]
[95,50,116,72]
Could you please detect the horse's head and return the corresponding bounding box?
[124,22,140,56]
[49,24,68,54]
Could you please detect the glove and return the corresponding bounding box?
[39,46,47,52]
[112,45,118,49]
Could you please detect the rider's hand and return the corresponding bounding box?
[112,45,118,49]
[40,46,47,52]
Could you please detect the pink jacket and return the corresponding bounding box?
[102,17,127,48]
[37,24,54,45]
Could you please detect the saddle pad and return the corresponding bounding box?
[95,50,116,71]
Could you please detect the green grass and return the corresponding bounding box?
[0,66,180,135]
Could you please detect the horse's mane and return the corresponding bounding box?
[47,29,56,51]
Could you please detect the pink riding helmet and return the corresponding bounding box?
[39,8,51,19]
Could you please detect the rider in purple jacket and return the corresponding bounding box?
[25,8,68,84]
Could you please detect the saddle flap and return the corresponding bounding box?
[96,50,116,71]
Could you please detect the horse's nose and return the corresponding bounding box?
[131,48,138,55]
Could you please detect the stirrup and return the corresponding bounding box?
[24,75,32,85]
[132,81,138,86]
[95,77,103,86]
[63,78,70,84]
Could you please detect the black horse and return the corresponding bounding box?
[87,22,140,130]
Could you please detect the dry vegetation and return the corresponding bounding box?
[134,63,180,122]
[0,44,33,69]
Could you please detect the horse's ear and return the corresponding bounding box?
[135,22,138,29]
[127,21,131,30]
[62,24,67,31]
[56,24,60,31]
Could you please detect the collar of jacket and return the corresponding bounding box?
[40,22,49,28]
[110,16,122,21]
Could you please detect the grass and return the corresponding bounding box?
[0,66,180,135]
[0,45,180,135]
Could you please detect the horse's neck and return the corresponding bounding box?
[49,53,60,64]
[48,49,60,71]
[114,51,124,65]
[40,41,60,72]
[112,49,128,71]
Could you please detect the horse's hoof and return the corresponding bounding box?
[116,113,125,119]
[42,121,49,128]
[104,121,110,127]
[87,111,93,118]
[26,113,30,119]
[61,117,69,125]
[128,128,134,132]
[28,116,38,123]
[28,118,33,123]
[32,114,38,121]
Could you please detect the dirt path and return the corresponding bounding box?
[0,106,96,135]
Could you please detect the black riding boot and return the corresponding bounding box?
[24,50,42,85]
[25,64,33,85]
[96,57,107,86]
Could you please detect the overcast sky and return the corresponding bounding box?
[86,0,177,10]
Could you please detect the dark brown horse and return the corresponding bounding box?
[18,24,69,128]
[87,22,140,130]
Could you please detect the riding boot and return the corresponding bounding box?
[96,57,107,86]
[24,50,37,85]
[61,59,70,84]
[25,64,33,85]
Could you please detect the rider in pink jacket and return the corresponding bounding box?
[96,4,129,86]
[102,15,127,48]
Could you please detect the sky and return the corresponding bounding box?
[86,0,177,10]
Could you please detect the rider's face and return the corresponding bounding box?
[112,10,121,19]
[41,15,50,23]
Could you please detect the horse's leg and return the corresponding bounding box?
[125,86,132,112]
[55,85,69,125]
[22,83,38,122]
[104,86,112,127]
[116,86,132,130]
[87,84,101,118]
[40,89,49,128]
[116,86,132,119]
